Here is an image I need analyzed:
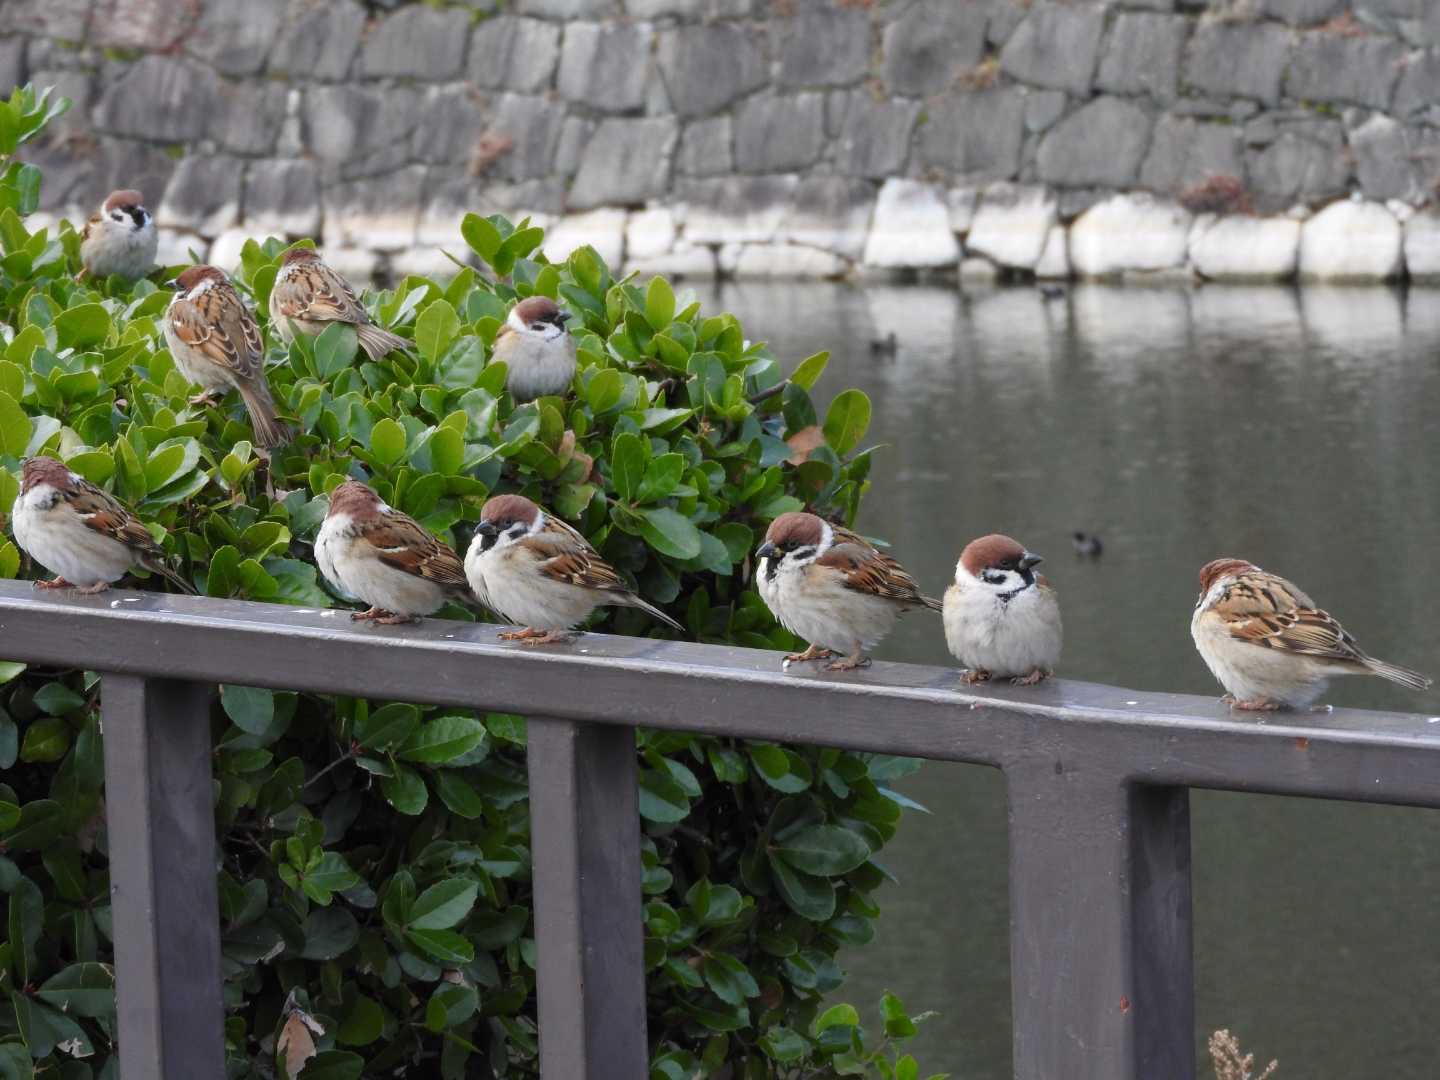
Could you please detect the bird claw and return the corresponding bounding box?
[784,645,835,664]
[188,392,221,407]
[1011,668,1049,686]
[351,607,415,625]
[1230,697,1281,712]
[824,655,871,672]
[75,582,111,595]
[33,578,74,590]
[959,669,991,685]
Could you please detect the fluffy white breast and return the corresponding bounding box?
[943,572,1061,678]
[13,483,136,587]
[464,538,596,630]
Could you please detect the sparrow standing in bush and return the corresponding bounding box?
[943,534,1061,685]
[164,265,292,449]
[465,493,682,644]
[756,511,940,672]
[315,480,470,624]
[1191,558,1430,710]
[78,189,156,282]
[11,456,193,594]
[492,297,576,401]
[268,247,410,360]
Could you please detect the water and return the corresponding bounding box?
[690,281,1440,1078]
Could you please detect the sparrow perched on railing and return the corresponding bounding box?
[314,480,470,624]
[78,189,157,282]
[465,493,681,645]
[10,456,193,594]
[943,534,1062,686]
[755,511,940,672]
[268,247,410,361]
[491,297,576,401]
[164,265,292,450]
[1191,558,1430,711]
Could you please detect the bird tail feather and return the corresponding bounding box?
[142,558,197,595]
[1363,657,1431,692]
[920,595,943,613]
[237,382,293,450]
[626,594,684,634]
[357,323,411,362]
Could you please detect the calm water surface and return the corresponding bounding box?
[691,282,1440,1078]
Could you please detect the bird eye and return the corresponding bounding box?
[530,322,547,332]
[110,211,126,221]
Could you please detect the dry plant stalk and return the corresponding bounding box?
[1209,1029,1278,1080]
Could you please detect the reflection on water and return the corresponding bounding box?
[690,282,1440,1078]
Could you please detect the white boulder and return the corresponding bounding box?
[861,179,960,269]
[1298,198,1402,282]
[1403,210,1440,281]
[731,244,848,280]
[542,208,627,269]
[965,184,1056,271]
[1034,225,1069,279]
[625,208,677,262]
[1068,193,1190,277]
[1189,214,1301,281]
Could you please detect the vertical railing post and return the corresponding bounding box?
[102,675,224,1079]
[1005,762,1194,1080]
[526,718,648,1079]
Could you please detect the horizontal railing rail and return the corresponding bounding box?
[2,580,1438,1078]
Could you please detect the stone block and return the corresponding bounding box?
[26,69,91,138]
[269,0,366,81]
[156,228,204,268]
[626,208,677,261]
[731,244,848,279]
[625,0,704,13]
[91,0,195,51]
[1000,0,1106,96]
[1189,215,1300,280]
[1298,198,1402,281]
[542,208,627,268]
[1096,13,1187,102]
[882,0,988,96]
[734,94,826,173]
[568,117,679,210]
[157,156,242,236]
[656,24,766,117]
[558,22,651,113]
[1139,115,1243,194]
[1068,193,1190,277]
[626,243,716,279]
[677,117,732,176]
[1183,22,1291,106]
[554,116,592,178]
[0,39,23,96]
[1255,0,1344,23]
[360,6,471,80]
[9,0,91,40]
[412,85,486,166]
[1395,49,1440,119]
[966,183,1056,270]
[1034,224,1069,279]
[322,167,426,251]
[775,9,870,88]
[947,187,978,234]
[469,16,560,95]
[862,179,959,269]
[317,247,378,283]
[1284,33,1405,109]
[515,0,619,13]
[95,56,220,143]
[677,175,799,245]
[1024,90,1067,134]
[1350,114,1418,202]
[304,85,422,179]
[986,0,1028,47]
[780,177,873,260]
[186,0,285,75]
[478,93,565,182]
[836,96,919,179]
[244,159,322,238]
[391,247,461,280]
[1246,121,1349,207]
[1403,210,1440,279]
[1036,96,1152,187]
[218,81,288,157]
[917,88,1024,180]
[206,229,251,275]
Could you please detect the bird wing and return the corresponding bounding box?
[521,517,631,595]
[271,263,369,326]
[357,512,467,590]
[1208,569,1367,664]
[66,479,162,556]
[170,284,266,384]
[818,528,937,608]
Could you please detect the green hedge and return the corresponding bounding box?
[0,85,947,1080]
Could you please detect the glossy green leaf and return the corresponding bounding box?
[408,879,477,930]
[822,388,871,457]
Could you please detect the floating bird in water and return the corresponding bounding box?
[1039,284,1066,301]
[1072,531,1103,557]
[869,332,898,356]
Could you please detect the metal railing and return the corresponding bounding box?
[3,579,1439,1079]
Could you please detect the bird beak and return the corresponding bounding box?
[756,541,778,559]
[476,521,497,538]
[1020,552,1044,570]
[555,312,572,326]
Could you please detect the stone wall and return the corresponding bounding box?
[6,0,1440,282]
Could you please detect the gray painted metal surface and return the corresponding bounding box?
[2,581,1437,1078]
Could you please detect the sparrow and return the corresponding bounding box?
[314,479,470,624]
[755,511,940,671]
[1072,531,1103,557]
[1191,558,1431,711]
[164,265,292,450]
[78,189,157,282]
[943,534,1062,686]
[267,247,410,361]
[10,456,194,594]
[464,493,682,645]
[491,297,576,401]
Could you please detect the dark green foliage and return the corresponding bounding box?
[0,86,947,1079]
